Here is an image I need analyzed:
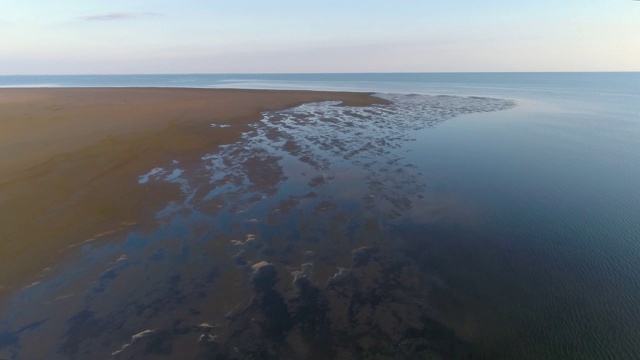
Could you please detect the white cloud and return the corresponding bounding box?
[80,12,160,22]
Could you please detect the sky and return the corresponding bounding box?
[0,0,639,74]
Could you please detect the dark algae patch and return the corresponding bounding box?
[198,246,472,360]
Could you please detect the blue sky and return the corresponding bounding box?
[1,0,638,74]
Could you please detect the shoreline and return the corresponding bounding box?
[0,88,387,304]
[0,90,520,359]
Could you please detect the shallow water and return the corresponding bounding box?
[1,73,639,359]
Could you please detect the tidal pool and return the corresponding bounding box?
[0,93,569,359]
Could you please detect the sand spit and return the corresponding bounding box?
[0,88,385,302]
[0,91,518,359]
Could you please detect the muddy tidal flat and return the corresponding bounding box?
[0,88,516,359]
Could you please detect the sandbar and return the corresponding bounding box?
[0,87,385,303]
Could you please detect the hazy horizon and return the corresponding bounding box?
[2,71,640,77]
[1,0,639,75]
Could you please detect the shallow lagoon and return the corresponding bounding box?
[1,73,639,359]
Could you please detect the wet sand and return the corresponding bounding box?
[0,90,518,359]
[0,88,385,303]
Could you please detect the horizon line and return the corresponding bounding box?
[1,71,640,77]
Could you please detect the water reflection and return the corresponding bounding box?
[0,94,515,359]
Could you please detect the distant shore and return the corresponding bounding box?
[0,88,385,304]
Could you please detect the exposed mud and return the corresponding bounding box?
[0,94,515,359]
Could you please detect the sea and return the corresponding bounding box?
[0,73,639,359]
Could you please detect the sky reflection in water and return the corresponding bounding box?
[0,94,519,359]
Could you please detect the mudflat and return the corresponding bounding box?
[0,87,384,302]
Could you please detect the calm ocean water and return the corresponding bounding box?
[1,73,639,359]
